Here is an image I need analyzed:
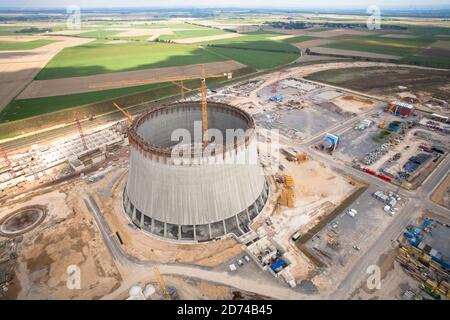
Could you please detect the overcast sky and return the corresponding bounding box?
[1,0,449,9]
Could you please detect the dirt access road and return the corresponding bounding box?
[18,60,246,99]
[0,36,94,112]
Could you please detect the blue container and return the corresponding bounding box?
[388,123,401,132]
[423,220,432,228]
[270,259,287,272]
[404,231,414,239]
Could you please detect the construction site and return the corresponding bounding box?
[0,59,449,301]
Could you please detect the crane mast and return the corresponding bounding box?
[200,64,208,146]
[75,118,88,150]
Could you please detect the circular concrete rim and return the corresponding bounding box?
[128,101,256,158]
[0,205,47,238]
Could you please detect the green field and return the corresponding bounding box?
[203,32,300,53]
[201,31,301,69]
[282,35,319,43]
[130,23,208,29]
[36,41,226,80]
[315,33,450,67]
[320,36,432,56]
[158,29,229,40]
[0,82,174,122]
[401,55,450,68]
[0,39,57,50]
[0,25,69,35]
[0,26,33,35]
[77,29,123,38]
[0,66,255,125]
[429,40,450,49]
[206,46,299,69]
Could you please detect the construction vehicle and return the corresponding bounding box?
[292,231,302,242]
[378,109,393,129]
[296,152,307,163]
[153,267,171,300]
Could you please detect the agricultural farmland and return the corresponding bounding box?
[0,39,57,50]
[0,82,173,122]
[36,41,226,80]
[319,36,432,57]
[158,29,229,41]
[202,31,300,52]
[417,40,450,59]
[305,66,450,101]
[205,46,299,69]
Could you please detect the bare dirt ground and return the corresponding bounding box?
[417,47,450,59]
[351,249,417,300]
[304,65,450,102]
[268,35,297,41]
[97,169,244,267]
[310,47,401,60]
[1,188,121,300]
[431,173,450,209]
[332,95,375,114]
[175,32,242,44]
[0,36,94,112]
[292,39,335,50]
[265,156,357,282]
[0,36,42,42]
[288,158,356,207]
[19,60,247,99]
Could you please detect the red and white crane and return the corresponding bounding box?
[0,147,15,177]
[75,118,88,151]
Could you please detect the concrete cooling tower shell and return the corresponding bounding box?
[123,102,269,242]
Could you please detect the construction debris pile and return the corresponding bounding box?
[278,175,295,208]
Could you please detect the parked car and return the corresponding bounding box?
[346,208,358,217]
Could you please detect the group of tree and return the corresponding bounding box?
[15,27,53,33]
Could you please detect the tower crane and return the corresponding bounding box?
[75,118,88,150]
[107,65,232,146]
[113,102,133,127]
[0,147,15,178]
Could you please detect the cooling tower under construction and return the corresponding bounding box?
[123,102,269,242]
